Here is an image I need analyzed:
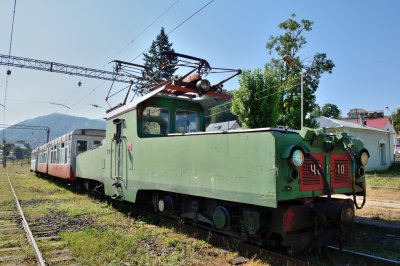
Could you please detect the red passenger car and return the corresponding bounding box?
[33,129,105,180]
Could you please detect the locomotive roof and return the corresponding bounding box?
[168,127,300,136]
[106,84,230,120]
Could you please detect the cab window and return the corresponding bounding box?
[142,107,170,135]
[176,110,199,133]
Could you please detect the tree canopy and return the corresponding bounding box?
[391,108,400,133]
[321,103,341,118]
[231,67,279,128]
[231,14,335,129]
[205,91,238,126]
[142,27,177,90]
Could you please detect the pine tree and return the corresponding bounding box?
[142,27,177,90]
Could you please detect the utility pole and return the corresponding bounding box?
[2,139,6,168]
[386,106,397,157]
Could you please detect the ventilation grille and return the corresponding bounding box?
[330,154,351,189]
[300,154,324,191]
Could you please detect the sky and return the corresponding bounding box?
[0,0,399,125]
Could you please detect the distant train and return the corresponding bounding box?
[30,129,105,180]
[31,53,369,255]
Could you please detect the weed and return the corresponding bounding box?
[1,164,247,265]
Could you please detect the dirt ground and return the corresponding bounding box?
[333,187,400,222]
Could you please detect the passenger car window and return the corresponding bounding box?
[77,140,88,155]
[176,110,199,133]
[94,140,101,147]
[142,107,170,135]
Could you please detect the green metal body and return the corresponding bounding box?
[76,95,366,209]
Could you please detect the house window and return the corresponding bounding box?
[379,141,386,165]
[175,110,199,133]
[142,107,170,135]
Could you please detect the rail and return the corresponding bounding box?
[326,246,400,265]
[6,171,46,266]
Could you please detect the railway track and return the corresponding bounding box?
[43,174,400,265]
[129,205,400,266]
[325,246,400,265]
[355,216,400,236]
[9,168,399,265]
[108,200,312,266]
[0,171,79,266]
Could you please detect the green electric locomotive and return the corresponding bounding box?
[74,53,368,254]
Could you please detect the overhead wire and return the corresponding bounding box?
[78,0,216,108]
[3,0,17,128]
[104,0,180,66]
[70,0,185,109]
[72,80,107,108]
[206,74,301,113]
[0,97,96,109]
[204,81,304,118]
[130,0,215,63]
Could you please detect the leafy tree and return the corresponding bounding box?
[321,103,341,118]
[231,67,279,128]
[15,140,32,158]
[311,104,322,118]
[207,105,238,125]
[142,27,177,90]
[205,91,238,126]
[264,14,335,129]
[391,108,400,133]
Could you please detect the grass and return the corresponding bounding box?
[366,161,400,185]
[1,164,265,266]
[4,162,399,265]
[343,228,400,261]
[354,164,400,222]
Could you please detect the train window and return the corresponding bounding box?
[64,148,68,164]
[56,146,60,163]
[77,140,88,155]
[142,107,170,135]
[51,146,56,163]
[94,140,101,148]
[176,110,199,133]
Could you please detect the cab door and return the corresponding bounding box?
[110,118,128,200]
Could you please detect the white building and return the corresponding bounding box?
[316,117,395,171]
[206,120,241,131]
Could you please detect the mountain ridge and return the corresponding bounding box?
[2,113,106,148]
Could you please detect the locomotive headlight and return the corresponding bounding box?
[196,79,211,93]
[359,151,369,166]
[290,149,304,168]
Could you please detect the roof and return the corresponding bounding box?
[14,143,27,149]
[348,108,367,113]
[107,84,230,120]
[206,120,240,131]
[363,117,390,129]
[316,116,389,133]
[341,117,390,130]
